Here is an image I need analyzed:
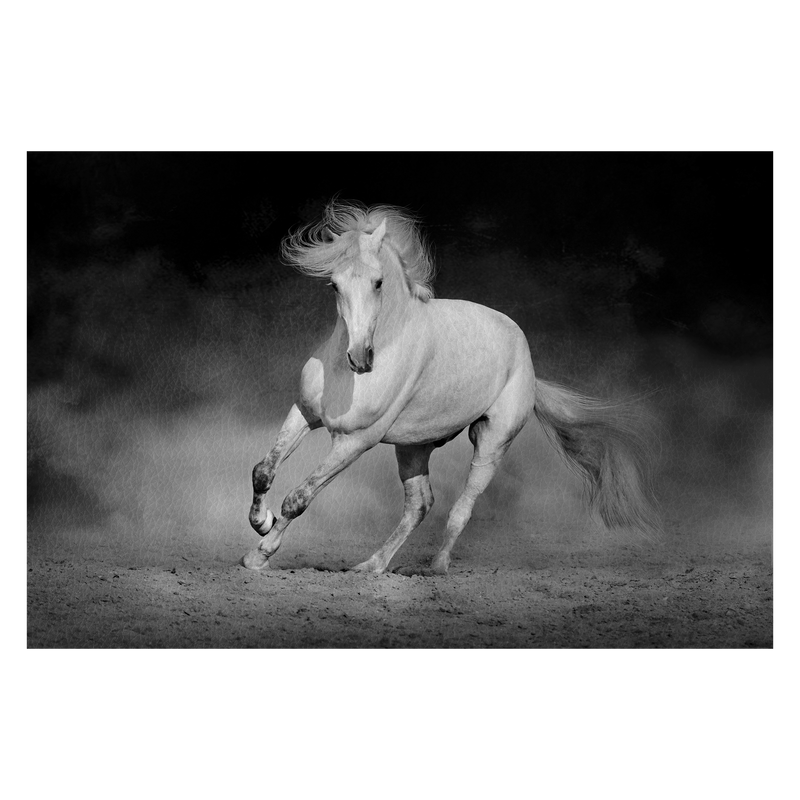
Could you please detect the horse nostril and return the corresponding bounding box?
[366,346,374,367]
[347,352,357,371]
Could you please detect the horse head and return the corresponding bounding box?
[329,219,388,374]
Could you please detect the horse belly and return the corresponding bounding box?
[381,369,505,445]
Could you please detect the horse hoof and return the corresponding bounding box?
[430,557,450,575]
[394,566,443,578]
[242,549,271,570]
[351,560,384,574]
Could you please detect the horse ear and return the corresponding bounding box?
[368,219,387,250]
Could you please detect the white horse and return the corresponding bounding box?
[243,202,658,574]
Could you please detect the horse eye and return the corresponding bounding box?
[327,282,339,293]
[375,279,383,291]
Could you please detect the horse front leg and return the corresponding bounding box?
[242,433,374,570]
[249,404,321,536]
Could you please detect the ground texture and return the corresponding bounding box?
[28,543,771,648]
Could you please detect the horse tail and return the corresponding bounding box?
[533,378,661,537]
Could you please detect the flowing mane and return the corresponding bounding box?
[280,200,435,301]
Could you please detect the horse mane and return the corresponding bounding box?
[280,200,435,301]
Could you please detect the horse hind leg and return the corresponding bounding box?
[351,444,435,573]
[428,383,532,575]
[429,450,502,575]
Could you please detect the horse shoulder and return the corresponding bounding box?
[299,356,325,415]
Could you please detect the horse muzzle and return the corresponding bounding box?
[347,344,374,374]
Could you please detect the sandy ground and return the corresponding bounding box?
[27,539,771,648]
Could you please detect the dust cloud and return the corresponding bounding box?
[28,233,772,570]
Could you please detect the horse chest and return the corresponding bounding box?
[300,355,398,434]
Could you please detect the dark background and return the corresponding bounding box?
[27,153,772,568]
[28,152,772,359]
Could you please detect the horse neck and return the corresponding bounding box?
[375,252,416,345]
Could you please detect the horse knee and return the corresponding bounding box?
[281,486,312,520]
[252,461,272,494]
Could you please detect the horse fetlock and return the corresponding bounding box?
[249,507,276,536]
[431,553,451,574]
[242,548,271,570]
[351,557,387,574]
